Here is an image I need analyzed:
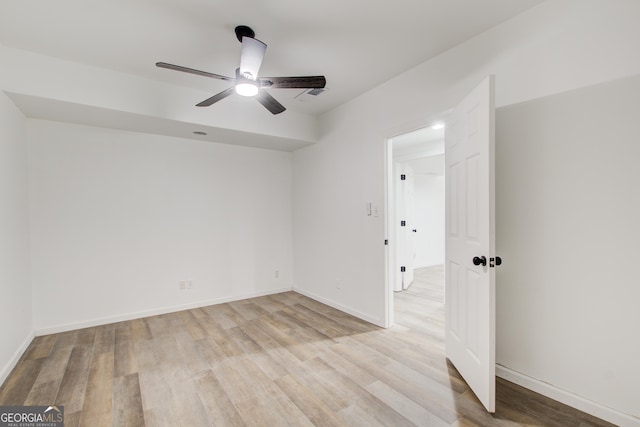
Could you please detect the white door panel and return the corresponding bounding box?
[402,165,415,289]
[445,76,496,412]
[394,163,416,291]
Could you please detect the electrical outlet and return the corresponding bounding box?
[275,270,280,279]
[179,281,186,290]
[186,280,192,290]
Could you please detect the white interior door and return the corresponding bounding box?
[445,76,496,412]
[402,165,415,289]
[393,162,403,292]
[394,163,416,291]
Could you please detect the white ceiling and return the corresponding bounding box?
[392,125,445,175]
[392,126,444,160]
[408,154,445,176]
[0,0,543,116]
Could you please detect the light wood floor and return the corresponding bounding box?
[0,266,614,426]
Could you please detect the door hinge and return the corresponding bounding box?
[400,266,406,272]
[400,220,406,227]
[400,174,406,181]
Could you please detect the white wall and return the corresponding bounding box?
[28,120,294,333]
[496,74,640,423]
[412,173,444,268]
[0,91,33,384]
[293,0,640,424]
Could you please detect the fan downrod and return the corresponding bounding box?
[235,25,255,42]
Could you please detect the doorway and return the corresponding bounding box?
[384,77,496,410]
[386,124,445,326]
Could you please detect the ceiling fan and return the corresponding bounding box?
[156,25,326,115]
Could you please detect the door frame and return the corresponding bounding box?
[383,112,451,327]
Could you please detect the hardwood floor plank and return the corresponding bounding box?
[93,325,116,355]
[494,378,617,427]
[228,300,270,321]
[366,380,450,427]
[213,303,247,326]
[63,411,82,427]
[114,324,138,378]
[0,359,45,404]
[155,335,191,383]
[131,318,153,342]
[334,325,474,423]
[164,380,211,427]
[252,294,291,313]
[251,315,316,361]
[194,335,227,367]
[274,374,345,426]
[22,334,56,360]
[76,327,97,346]
[194,369,245,427]
[178,310,208,340]
[212,358,301,426]
[318,345,379,388]
[145,316,172,339]
[303,353,416,427]
[24,380,60,405]
[215,327,247,359]
[55,344,92,413]
[52,330,79,350]
[200,305,238,330]
[395,347,469,394]
[289,302,363,337]
[225,325,263,355]
[27,344,73,391]
[337,404,387,427]
[171,329,211,376]
[233,326,289,380]
[79,351,114,426]
[112,373,145,426]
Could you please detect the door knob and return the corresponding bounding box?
[473,256,487,266]
[412,229,417,233]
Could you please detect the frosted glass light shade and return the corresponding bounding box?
[235,82,259,97]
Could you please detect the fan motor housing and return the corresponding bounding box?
[235,25,255,42]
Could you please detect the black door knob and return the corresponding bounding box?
[473,256,487,266]
[412,229,417,233]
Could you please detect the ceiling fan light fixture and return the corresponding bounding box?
[235,81,259,97]
[156,26,326,114]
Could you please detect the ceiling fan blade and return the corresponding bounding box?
[259,76,326,89]
[156,62,233,81]
[239,37,266,80]
[255,90,286,115]
[196,87,235,107]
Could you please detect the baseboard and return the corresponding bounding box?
[35,287,293,336]
[1,330,35,386]
[496,364,640,427]
[293,288,385,327]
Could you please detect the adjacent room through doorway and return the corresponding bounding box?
[387,124,445,325]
